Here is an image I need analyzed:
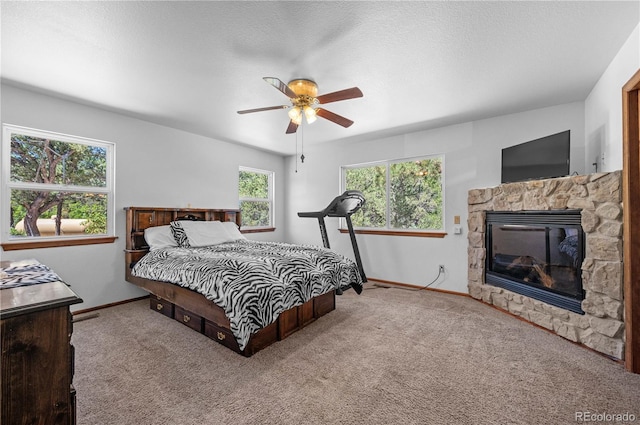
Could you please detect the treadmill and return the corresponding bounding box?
[298,191,367,293]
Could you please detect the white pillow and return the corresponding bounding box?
[220,221,246,241]
[177,220,230,247]
[144,225,178,250]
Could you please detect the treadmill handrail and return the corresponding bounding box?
[298,190,365,218]
[297,211,324,218]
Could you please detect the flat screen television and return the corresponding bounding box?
[501,130,570,183]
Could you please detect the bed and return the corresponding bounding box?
[124,207,363,356]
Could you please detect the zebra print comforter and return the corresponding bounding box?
[132,240,363,350]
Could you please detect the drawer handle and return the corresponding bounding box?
[216,331,226,341]
[183,315,191,323]
[156,303,163,311]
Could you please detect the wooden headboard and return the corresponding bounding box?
[124,206,241,267]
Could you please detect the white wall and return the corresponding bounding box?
[0,84,286,311]
[284,102,586,294]
[585,23,640,172]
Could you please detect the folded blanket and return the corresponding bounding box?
[1,259,62,289]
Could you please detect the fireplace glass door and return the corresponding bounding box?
[486,211,585,314]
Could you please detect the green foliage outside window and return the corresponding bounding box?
[239,169,273,227]
[344,156,443,231]
[8,130,111,238]
[239,171,268,199]
[239,200,270,227]
[11,135,107,187]
[390,159,443,229]
[345,165,386,228]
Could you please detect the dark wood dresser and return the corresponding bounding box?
[1,278,83,425]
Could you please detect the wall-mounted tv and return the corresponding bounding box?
[501,130,570,184]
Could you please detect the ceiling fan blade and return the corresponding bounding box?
[237,105,288,114]
[316,87,363,104]
[315,108,354,128]
[263,77,297,99]
[286,120,299,134]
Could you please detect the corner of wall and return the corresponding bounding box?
[584,23,640,173]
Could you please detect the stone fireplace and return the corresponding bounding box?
[467,171,624,359]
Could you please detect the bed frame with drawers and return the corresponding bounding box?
[124,206,336,357]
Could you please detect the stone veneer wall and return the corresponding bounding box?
[467,171,624,359]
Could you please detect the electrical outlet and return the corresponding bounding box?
[439,265,445,273]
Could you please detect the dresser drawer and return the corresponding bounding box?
[204,320,241,352]
[150,296,174,318]
[174,306,203,333]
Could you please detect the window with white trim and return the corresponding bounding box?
[238,166,274,229]
[341,155,444,231]
[2,124,115,246]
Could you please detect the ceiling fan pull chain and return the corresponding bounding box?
[300,122,305,164]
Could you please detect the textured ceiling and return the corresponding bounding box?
[1,1,639,155]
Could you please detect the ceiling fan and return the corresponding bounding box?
[237,77,363,134]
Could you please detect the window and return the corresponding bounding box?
[2,124,115,249]
[341,155,444,233]
[238,166,274,229]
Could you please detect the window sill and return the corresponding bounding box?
[339,229,447,238]
[241,227,276,234]
[2,236,118,251]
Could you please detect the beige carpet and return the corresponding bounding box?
[72,286,640,424]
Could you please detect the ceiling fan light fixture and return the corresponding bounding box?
[288,106,302,125]
[303,105,317,124]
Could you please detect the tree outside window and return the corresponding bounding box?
[238,167,274,228]
[2,125,115,242]
[342,156,444,231]
[344,164,386,228]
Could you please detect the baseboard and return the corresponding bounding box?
[73,279,468,315]
[72,295,149,315]
[367,277,471,298]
